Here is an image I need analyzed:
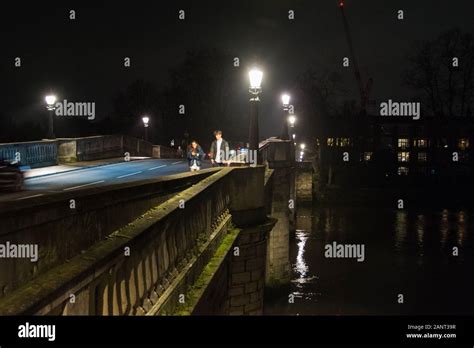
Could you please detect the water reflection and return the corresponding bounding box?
[264,205,474,315]
[394,211,407,252]
[440,209,449,247]
[457,211,467,247]
[294,230,309,281]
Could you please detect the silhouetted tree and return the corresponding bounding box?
[294,67,347,139]
[161,48,245,147]
[103,79,164,142]
[403,28,474,118]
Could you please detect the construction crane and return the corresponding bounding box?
[339,0,373,114]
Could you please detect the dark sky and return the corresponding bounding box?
[1,0,474,140]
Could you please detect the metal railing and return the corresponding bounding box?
[0,135,179,168]
[0,140,58,168]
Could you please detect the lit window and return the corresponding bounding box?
[418,152,427,162]
[398,138,409,149]
[397,167,409,176]
[364,152,372,161]
[327,138,334,147]
[398,152,410,162]
[459,138,470,150]
[335,138,351,147]
[339,138,351,147]
[413,138,428,148]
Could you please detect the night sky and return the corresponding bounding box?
[1,0,474,141]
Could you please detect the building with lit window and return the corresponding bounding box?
[317,115,474,188]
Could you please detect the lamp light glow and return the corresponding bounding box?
[249,69,263,89]
[288,115,296,126]
[45,95,56,106]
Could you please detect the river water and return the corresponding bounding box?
[264,205,474,315]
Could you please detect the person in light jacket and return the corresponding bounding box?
[209,130,230,167]
[187,140,205,171]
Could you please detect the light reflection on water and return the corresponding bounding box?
[264,205,474,315]
[394,211,407,252]
[294,230,309,281]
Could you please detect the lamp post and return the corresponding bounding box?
[288,115,296,128]
[299,143,306,162]
[45,95,57,139]
[248,68,263,164]
[281,93,290,140]
[142,116,150,142]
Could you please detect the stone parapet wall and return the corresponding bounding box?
[0,169,219,301]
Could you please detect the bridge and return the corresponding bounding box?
[0,136,312,315]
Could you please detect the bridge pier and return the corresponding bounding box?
[261,140,295,290]
[226,220,275,315]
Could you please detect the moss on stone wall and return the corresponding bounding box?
[173,227,240,315]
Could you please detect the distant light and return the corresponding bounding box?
[288,115,296,126]
[292,134,296,140]
[45,95,56,106]
[281,93,290,106]
[249,69,263,89]
[142,116,150,127]
[300,143,306,150]
[300,151,304,156]
[339,0,344,8]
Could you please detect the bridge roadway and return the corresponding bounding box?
[0,158,211,203]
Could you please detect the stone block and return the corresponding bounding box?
[230,294,250,307]
[244,301,261,314]
[232,272,251,285]
[244,281,258,294]
[228,286,244,297]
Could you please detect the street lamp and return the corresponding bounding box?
[248,68,263,164]
[249,69,263,94]
[45,95,57,139]
[288,115,296,128]
[281,93,290,140]
[142,116,150,142]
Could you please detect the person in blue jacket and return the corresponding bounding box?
[187,140,205,171]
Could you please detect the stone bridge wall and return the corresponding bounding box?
[0,140,296,316]
[0,169,219,300]
[0,166,270,315]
